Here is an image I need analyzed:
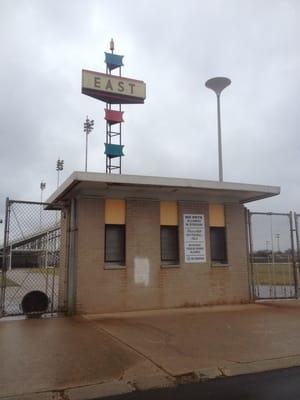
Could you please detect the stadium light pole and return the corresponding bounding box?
[56,158,64,188]
[83,116,94,172]
[275,233,280,253]
[39,181,46,229]
[205,77,231,182]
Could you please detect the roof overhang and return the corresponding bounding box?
[46,171,280,209]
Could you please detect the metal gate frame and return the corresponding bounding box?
[0,198,63,317]
[248,211,298,301]
[294,213,300,282]
[0,198,10,315]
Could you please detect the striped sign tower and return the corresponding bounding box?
[81,39,146,174]
[104,39,124,173]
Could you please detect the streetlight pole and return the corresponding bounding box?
[83,116,94,172]
[205,77,231,182]
[56,158,64,188]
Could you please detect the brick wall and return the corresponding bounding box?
[68,197,250,314]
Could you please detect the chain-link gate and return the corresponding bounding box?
[0,199,64,317]
[248,211,298,300]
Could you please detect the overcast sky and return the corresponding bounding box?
[1,0,300,230]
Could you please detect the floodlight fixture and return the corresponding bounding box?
[84,117,94,134]
[205,77,231,182]
[110,38,115,53]
[40,181,46,207]
[56,158,64,188]
[56,158,64,171]
[39,181,46,228]
[40,181,46,192]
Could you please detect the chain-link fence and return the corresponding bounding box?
[0,199,64,317]
[248,212,298,300]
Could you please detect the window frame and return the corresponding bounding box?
[210,226,228,265]
[104,224,126,266]
[160,225,180,265]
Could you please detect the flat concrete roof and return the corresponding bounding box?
[46,171,280,207]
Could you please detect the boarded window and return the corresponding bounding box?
[161,226,179,264]
[105,199,125,224]
[209,204,225,227]
[160,201,178,226]
[105,224,125,264]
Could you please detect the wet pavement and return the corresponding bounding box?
[0,317,160,398]
[2,301,300,399]
[92,301,300,375]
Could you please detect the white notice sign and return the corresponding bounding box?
[183,214,206,263]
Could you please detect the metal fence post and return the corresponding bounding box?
[0,198,10,316]
[67,198,77,316]
[247,210,255,301]
[294,213,300,271]
[289,211,298,299]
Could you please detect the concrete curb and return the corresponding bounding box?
[2,357,300,400]
[66,381,134,400]
[219,355,300,377]
[0,393,61,400]
[132,374,176,391]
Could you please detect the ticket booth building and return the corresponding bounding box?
[48,172,280,315]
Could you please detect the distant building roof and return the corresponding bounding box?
[47,171,280,208]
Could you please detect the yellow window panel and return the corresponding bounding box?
[160,201,178,226]
[209,204,225,227]
[105,199,126,224]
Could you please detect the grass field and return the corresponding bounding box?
[0,273,20,287]
[26,267,58,276]
[252,263,298,285]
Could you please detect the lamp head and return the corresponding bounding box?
[205,77,231,95]
[110,38,114,52]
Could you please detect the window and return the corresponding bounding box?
[210,227,227,263]
[105,199,126,265]
[161,226,179,264]
[105,224,125,264]
[209,204,228,264]
[160,201,179,265]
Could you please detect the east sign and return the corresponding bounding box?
[82,69,146,104]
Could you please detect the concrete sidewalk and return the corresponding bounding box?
[2,301,300,399]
